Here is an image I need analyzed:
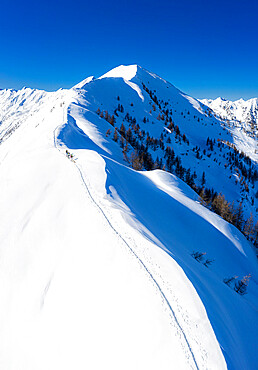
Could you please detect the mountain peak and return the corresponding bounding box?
[99,64,140,81]
[214,97,227,102]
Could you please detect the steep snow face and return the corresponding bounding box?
[0,66,258,370]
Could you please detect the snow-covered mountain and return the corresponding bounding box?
[0,65,257,370]
[200,96,258,141]
[75,65,258,224]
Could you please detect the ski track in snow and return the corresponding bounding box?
[53,109,200,370]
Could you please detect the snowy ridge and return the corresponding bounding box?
[73,76,95,89]
[0,65,257,369]
[54,121,200,369]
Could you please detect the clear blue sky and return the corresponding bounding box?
[0,0,257,100]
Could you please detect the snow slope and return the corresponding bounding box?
[0,65,257,369]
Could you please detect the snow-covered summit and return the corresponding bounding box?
[99,64,139,80]
[98,64,173,86]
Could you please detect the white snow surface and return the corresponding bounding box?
[0,66,258,370]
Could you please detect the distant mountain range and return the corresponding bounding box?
[200,97,258,140]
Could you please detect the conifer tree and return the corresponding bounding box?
[122,141,129,162]
[130,150,143,170]
[234,274,251,295]
[120,123,126,137]
[244,214,254,238]
[120,135,125,148]
[113,128,118,142]
[234,202,244,229]
[110,114,115,126]
[201,172,206,186]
